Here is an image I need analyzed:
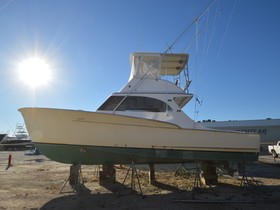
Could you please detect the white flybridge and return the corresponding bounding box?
[19,52,260,165]
[98,52,203,129]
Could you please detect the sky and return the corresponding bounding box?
[0,0,279,134]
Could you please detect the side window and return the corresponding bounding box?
[98,96,172,112]
[98,96,124,111]
[117,96,172,112]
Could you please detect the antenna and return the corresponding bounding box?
[194,96,203,122]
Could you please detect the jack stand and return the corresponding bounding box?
[60,163,85,194]
[238,162,260,188]
[122,162,144,197]
[93,165,100,177]
[192,165,202,199]
[193,165,202,189]
[174,163,189,177]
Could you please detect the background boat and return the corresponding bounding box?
[0,124,33,151]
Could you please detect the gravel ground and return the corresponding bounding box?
[0,151,280,210]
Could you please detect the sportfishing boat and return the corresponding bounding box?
[0,124,32,151]
[19,52,260,165]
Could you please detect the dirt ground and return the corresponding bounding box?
[0,151,280,210]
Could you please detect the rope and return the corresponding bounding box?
[0,0,13,11]
[217,0,238,57]
[164,0,218,54]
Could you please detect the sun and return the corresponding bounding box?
[18,57,52,88]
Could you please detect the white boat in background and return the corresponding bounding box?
[19,52,260,165]
[0,124,32,151]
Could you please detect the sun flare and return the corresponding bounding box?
[18,57,52,88]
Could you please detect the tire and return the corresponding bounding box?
[272,150,278,158]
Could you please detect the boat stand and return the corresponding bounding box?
[122,162,144,197]
[238,162,260,188]
[174,163,190,177]
[193,165,202,189]
[59,163,86,194]
[93,165,101,177]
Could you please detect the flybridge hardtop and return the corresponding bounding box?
[127,52,191,95]
[19,52,260,165]
[129,52,189,78]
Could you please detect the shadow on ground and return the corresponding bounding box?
[40,180,280,210]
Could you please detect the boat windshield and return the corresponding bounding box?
[98,96,172,112]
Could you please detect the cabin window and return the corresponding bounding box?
[98,96,125,111]
[98,96,172,112]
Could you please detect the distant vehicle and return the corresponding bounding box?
[268,141,280,158]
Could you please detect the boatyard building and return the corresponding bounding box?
[199,118,280,150]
